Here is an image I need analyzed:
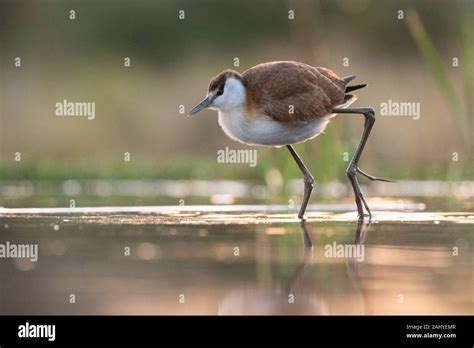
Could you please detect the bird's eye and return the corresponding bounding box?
[216,89,224,96]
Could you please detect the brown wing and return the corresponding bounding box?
[242,61,347,124]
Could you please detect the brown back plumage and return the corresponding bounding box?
[242,61,357,124]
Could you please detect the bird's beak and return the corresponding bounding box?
[189,95,212,116]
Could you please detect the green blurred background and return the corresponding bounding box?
[0,0,472,206]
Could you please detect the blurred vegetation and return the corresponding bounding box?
[0,0,472,195]
[0,154,464,182]
[406,8,472,146]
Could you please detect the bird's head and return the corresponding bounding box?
[189,69,245,115]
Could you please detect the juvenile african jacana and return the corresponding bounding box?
[189,61,394,219]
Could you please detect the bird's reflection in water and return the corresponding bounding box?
[218,219,372,315]
[345,218,372,314]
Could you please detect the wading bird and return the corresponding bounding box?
[189,61,393,219]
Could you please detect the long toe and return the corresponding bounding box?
[357,168,397,183]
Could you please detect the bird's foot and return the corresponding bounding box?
[357,167,397,183]
[357,212,373,221]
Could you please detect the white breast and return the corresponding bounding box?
[218,109,333,147]
[212,76,337,147]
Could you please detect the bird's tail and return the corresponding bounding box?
[335,94,358,110]
[342,75,356,84]
[342,75,367,93]
[346,84,367,93]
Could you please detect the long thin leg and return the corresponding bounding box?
[287,145,314,219]
[332,107,394,218]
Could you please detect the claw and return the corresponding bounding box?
[357,168,397,183]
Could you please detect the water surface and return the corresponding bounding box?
[0,207,472,315]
